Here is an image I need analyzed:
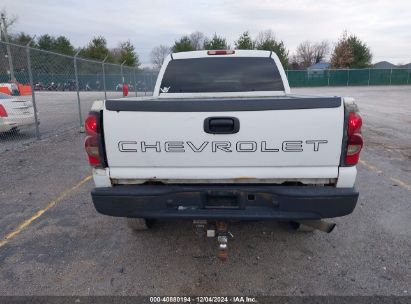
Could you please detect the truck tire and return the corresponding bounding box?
[126,218,151,231]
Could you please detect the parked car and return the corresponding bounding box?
[0,93,37,133]
[85,50,363,260]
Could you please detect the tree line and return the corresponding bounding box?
[8,33,140,67]
[7,30,372,72]
[150,30,290,70]
[151,30,372,70]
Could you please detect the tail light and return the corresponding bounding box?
[0,105,8,117]
[207,50,235,55]
[345,112,363,165]
[85,111,104,167]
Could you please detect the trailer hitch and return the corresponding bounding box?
[192,220,232,261]
[216,221,229,262]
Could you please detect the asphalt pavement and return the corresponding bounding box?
[0,86,410,296]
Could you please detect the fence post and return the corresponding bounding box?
[147,73,154,94]
[407,69,410,85]
[347,69,350,86]
[73,50,84,132]
[153,72,157,92]
[25,40,40,140]
[133,67,138,97]
[143,73,147,96]
[120,60,126,83]
[368,68,371,86]
[102,55,108,100]
[327,69,330,86]
[389,68,392,85]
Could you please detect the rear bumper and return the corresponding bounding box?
[91,184,359,220]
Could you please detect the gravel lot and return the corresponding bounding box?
[0,86,410,296]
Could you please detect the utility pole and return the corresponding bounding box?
[1,13,16,82]
[26,37,40,139]
[102,55,108,100]
[73,50,83,131]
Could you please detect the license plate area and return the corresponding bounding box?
[204,191,241,209]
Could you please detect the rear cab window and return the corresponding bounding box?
[159,57,284,93]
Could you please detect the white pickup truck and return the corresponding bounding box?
[85,50,363,258]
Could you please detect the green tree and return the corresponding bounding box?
[10,32,34,46]
[331,32,372,68]
[203,33,228,50]
[172,36,195,53]
[32,34,74,74]
[81,36,111,60]
[37,34,55,51]
[53,36,75,55]
[255,30,289,68]
[235,31,254,49]
[347,35,372,68]
[118,40,139,67]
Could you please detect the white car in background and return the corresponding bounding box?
[0,92,36,133]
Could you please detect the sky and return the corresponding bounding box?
[2,0,411,66]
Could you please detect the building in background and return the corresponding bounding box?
[307,61,330,79]
[372,61,397,69]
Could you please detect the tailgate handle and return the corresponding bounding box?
[204,117,240,134]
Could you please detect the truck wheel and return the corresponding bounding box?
[290,221,315,232]
[126,218,152,231]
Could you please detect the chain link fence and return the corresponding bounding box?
[287,68,411,87]
[0,40,157,152]
[1,39,411,152]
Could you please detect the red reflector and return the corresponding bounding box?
[348,112,362,136]
[87,155,100,166]
[0,104,8,117]
[207,50,235,55]
[85,113,98,135]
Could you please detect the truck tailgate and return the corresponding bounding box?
[103,97,344,180]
